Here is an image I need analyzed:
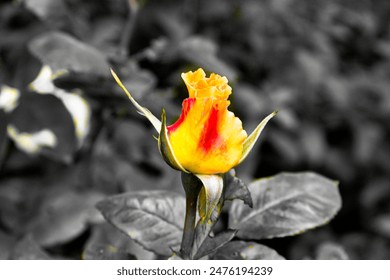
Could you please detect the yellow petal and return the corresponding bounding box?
[168,96,247,174]
[158,109,188,172]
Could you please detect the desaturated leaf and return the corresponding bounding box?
[11,236,51,260]
[97,190,185,257]
[315,242,349,260]
[0,178,42,235]
[168,254,183,260]
[212,241,285,260]
[360,178,390,209]
[23,0,68,30]
[111,69,160,132]
[9,93,77,162]
[229,172,341,239]
[114,61,157,100]
[30,65,91,146]
[178,36,237,81]
[372,214,390,238]
[194,229,237,260]
[192,175,224,259]
[0,230,16,260]
[29,190,104,246]
[28,31,110,78]
[83,223,156,260]
[224,171,252,207]
[0,111,8,169]
[91,119,181,194]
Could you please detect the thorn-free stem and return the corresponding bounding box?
[180,173,202,259]
[180,194,198,259]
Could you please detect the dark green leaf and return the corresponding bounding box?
[224,171,252,207]
[212,241,285,260]
[97,190,185,257]
[194,229,237,260]
[28,31,110,78]
[229,172,341,239]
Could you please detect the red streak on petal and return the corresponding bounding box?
[198,106,221,152]
[167,98,196,133]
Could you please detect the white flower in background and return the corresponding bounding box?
[0,85,20,113]
[30,65,91,146]
[7,125,57,154]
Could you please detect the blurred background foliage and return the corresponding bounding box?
[0,0,390,259]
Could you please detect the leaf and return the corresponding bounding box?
[23,0,68,30]
[96,190,186,257]
[29,65,92,146]
[194,229,237,260]
[315,242,349,260]
[11,236,51,260]
[28,31,110,78]
[111,69,161,133]
[178,36,237,81]
[29,190,104,246]
[0,111,8,170]
[212,241,285,260]
[0,230,15,260]
[229,172,341,239]
[196,174,223,223]
[191,175,224,258]
[8,93,77,162]
[223,171,252,207]
[90,119,182,194]
[372,214,390,238]
[239,111,277,164]
[114,60,157,100]
[83,223,156,260]
[0,178,42,235]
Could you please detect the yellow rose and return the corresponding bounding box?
[111,68,276,175]
[167,69,247,174]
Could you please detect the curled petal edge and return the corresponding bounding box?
[111,69,161,133]
[238,110,278,165]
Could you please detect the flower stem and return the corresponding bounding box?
[180,194,198,259]
[180,173,202,259]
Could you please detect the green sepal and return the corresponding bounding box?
[195,174,224,224]
[158,109,188,172]
[239,110,277,164]
[111,69,161,133]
